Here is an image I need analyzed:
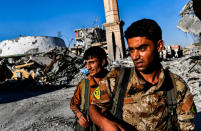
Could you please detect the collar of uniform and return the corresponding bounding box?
[131,67,165,93]
[88,75,108,88]
[133,69,146,85]
[88,76,98,88]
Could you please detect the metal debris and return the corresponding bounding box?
[0,47,84,89]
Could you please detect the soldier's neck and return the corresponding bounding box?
[139,65,162,85]
[93,69,108,84]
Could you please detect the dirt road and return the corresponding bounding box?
[0,87,76,131]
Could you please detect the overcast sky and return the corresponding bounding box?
[0,0,194,47]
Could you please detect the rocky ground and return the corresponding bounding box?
[0,87,76,131]
[0,54,200,131]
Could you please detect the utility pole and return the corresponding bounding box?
[103,0,126,61]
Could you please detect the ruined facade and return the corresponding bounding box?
[177,0,201,55]
[72,27,106,55]
[103,0,126,61]
[0,36,66,57]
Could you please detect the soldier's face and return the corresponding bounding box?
[84,57,103,77]
[128,36,163,73]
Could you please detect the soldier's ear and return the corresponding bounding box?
[101,59,106,67]
[157,40,164,53]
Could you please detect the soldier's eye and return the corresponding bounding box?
[139,46,147,51]
[128,48,135,53]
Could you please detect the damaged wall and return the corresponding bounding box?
[0,36,66,57]
[177,0,201,35]
[0,47,84,89]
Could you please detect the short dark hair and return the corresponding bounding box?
[83,46,108,67]
[124,19,162,44]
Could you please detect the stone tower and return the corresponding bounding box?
[103,0,126,61]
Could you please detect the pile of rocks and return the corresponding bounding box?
[0,47,84,89]
[161,54,201,111]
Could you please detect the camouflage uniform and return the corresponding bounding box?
[122,68,196,131]
[90,67,196,130]
[70,70,117,114]
[90,69,118,113]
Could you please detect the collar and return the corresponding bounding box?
[88,74,108,88]
[132,67,165,92]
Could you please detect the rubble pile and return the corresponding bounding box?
[40,47,84,86]
[0,47,84,89]
[109,56,134,68]
[161,54,201,111]
[177,0,201,35]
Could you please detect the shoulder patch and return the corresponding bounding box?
[181,94,193,112]
[94,86,101,100]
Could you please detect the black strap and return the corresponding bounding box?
[164,70,179,131]
[111,67,134,119]
[84,79,90,113]
[166,72,177,115]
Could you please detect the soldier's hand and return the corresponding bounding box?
[77,112,90,128]
[101,118,125,131]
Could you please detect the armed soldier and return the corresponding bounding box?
[70,46,120,131]
[89,19,197,131]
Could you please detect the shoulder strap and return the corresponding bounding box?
[165,70,180,131]
[80,79,100,131]
[111,67,134,119]
[80,79,90,112]
[166,71,177,115]
[84,79,90,113]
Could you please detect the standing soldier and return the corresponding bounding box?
[70,46,119,131]
[89,19,197,131]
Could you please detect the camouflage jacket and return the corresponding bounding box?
[70,70,117,114]
[122,68,197,131]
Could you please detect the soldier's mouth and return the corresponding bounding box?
[134,62,143,68]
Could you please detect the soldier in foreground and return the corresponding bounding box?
[89,19,197,131]
[70,46,120,131]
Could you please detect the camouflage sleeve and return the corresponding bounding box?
[107,67,120,93]
[90,68,120,113]
[175,75,197,130]
[70,82,82,114]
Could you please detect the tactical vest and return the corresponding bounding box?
[111,68,180,131]
[74,79,99,131]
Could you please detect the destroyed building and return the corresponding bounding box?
[0,36,84,89]
[160,45,183,60]
[71,27,106,55]
[177,0,201,55]
[0,36,66,57]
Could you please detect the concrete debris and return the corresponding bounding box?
[71,27,106,55]
[161,53,201,112]
[0,47,84,89]
[177,0,201,35]
[0,36,66,57]
[109,56,134,68]
[160,45,183,60]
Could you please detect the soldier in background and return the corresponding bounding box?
[70,46,119,131]
[89,19,197,131]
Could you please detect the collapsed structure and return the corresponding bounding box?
[71,27,106,55]
[0,36,66,57]
[0,36,84,89]
[177,0,201,54]
[160,45,183,60]
[175,0,201,114]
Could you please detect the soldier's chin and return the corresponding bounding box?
[135,67,147,73]
[89,72,95,76]
[135,66,144,71]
